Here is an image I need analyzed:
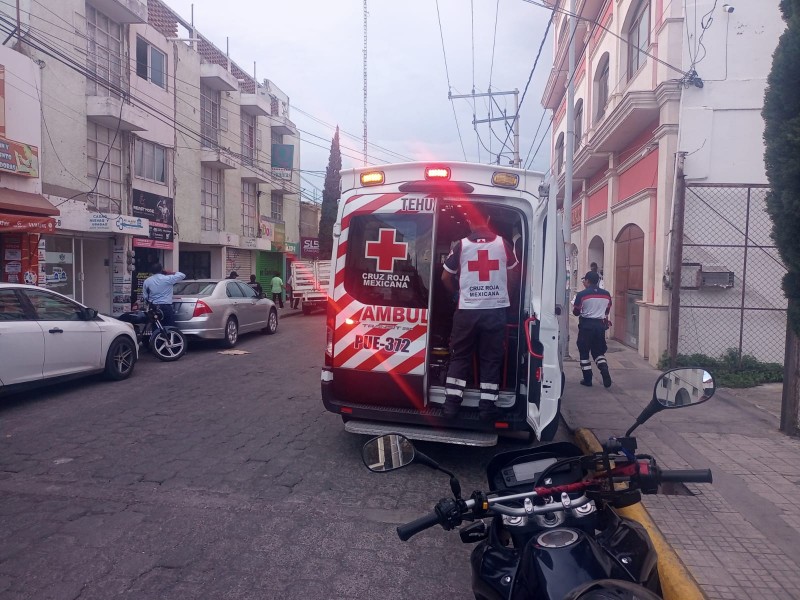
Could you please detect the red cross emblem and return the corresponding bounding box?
[365,228,408,272]
[467,249,500,281]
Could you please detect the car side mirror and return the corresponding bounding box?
[82,308,98,320]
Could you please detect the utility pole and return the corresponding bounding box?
[563,0,576,252]
[362,0,368,166]
[668,151,688,366]
[450,89,520,167]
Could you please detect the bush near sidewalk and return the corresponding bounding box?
[658,349,784,388]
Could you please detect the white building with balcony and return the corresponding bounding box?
[2,0,302,314]
[544,0,785,365]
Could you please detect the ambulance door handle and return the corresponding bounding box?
[524,316,543,359]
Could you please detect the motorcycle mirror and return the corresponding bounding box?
[625,368,715,437]
[361,434,416,473]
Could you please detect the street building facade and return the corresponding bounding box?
[0,0,302,315]
[544,0,786,365]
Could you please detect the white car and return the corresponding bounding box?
[0,283,138,395]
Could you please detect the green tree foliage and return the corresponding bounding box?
[318,127,341,260]
[764,0,800,333]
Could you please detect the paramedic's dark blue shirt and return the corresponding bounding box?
[573,286,612,327]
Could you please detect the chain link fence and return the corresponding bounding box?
[678,184,787,365]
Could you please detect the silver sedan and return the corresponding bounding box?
[172,279,278,347]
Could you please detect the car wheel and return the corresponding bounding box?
[104,336,137,380]
[151,328,187,361]
[262,308,278,335]
[223,317,238,348]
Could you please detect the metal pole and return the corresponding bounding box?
[668,152,687,366]
[563,0,576,247]
[513,89,520,167]
[737,187,751,367]
[15,0,21,49]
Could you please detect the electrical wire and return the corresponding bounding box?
[435,0,468,161]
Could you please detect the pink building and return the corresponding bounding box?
[544,0,785,365]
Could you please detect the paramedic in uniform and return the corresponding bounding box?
[572,270,613,387]
[441,209,518,420]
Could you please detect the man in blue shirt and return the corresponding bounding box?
[142,263,185,327]
[572,270,612,387]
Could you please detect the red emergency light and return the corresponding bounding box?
[424,166,451,180]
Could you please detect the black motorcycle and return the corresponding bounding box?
[362,367,715,600]
[117,303,187,362]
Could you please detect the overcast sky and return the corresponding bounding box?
[166,0,554,199]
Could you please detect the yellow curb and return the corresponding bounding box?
[573,428,707,600]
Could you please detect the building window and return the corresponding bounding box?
[555,132,565,175]
[87,122,123,212]
[200,84,221,149]
[241,112,256,165]
[594,53,610,122]
[86,5,122,97]
[627,1,651,80]
[271,191,283,222]
[201,166,223,231]
[242,181,257,238]
[134,138,167,184]
[135,37,167,89]
[559,17,569,47]
[574,99,583,150]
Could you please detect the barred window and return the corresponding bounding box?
[87,122,123,212]
[86,5,123,98]
[242,181,257,238]
[241,112,256,165]
[201,166,223,231]
[134,138,167,184]
[200,84,220,148]
[271,191,283,222]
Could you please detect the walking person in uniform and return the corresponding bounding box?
[441,208,518,420]
[573,270,612,387]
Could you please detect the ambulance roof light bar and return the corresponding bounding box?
[360,171,385,186]
[424,166,451,180]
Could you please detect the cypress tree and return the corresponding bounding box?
[764,0,800,432]
[318,127,341,260]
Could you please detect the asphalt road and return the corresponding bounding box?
[0,313,564,600]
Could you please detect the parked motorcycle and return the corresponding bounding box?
[362,367,715,600]
[116,303,187,362]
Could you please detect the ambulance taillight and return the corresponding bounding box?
[424,166,451,180]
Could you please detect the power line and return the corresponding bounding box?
[435,0,468,161]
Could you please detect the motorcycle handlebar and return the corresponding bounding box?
[660,469,713,484]
[397,512,443,541]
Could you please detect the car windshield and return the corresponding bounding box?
[173,281,218,296]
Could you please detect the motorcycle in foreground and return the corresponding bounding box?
[362,367,715,600]
[116,303,187,362]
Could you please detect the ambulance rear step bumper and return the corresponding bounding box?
[344,419,498,447]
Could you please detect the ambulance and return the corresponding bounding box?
[321,162,568,446]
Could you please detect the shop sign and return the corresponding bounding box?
[0,135,39,178]
[0,214,55,232]
[54,202,149,235]
[285,241,299,257]
[259,216,285,251]
[132,189,174,249]
[272,167,291,180]
[300,237,320,259]
[132,238,173,250]
[242,237,258,249]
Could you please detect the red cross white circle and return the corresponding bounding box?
[365,228,408,273]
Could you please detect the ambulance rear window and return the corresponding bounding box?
[344,214,433,308]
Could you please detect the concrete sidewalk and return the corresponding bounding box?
[560,328,800,600]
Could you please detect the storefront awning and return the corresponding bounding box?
[0,213,57,233]
[0,188,60,216]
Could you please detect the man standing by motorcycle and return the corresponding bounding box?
[441,207,518,420]
[142,263,185,327]
[573,270,612,387]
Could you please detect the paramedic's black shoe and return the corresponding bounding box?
[442,400,461,418]
[599,366,612,388]
[478,399,500,421]
[580,380,592,387]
